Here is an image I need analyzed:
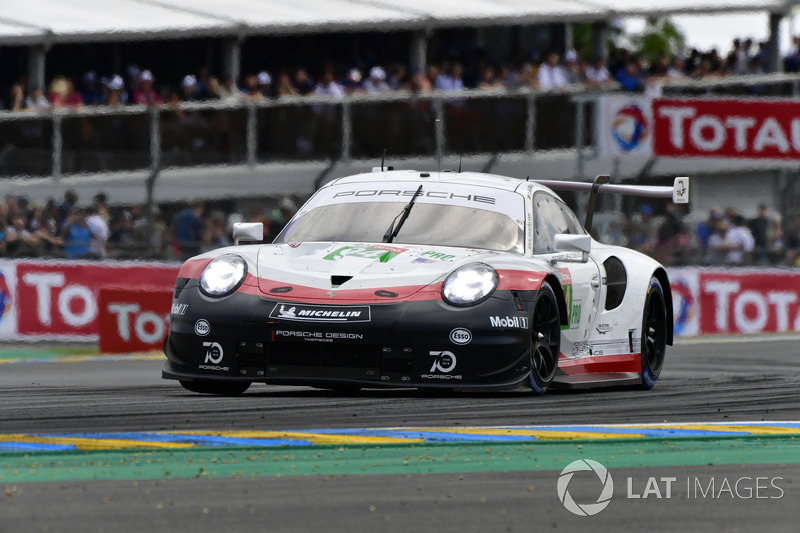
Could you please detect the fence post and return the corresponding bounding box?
[434,98,445,163]
[149,105,161,172]
[525,93,536,153]
[341,100,351,162]
[51,112,62,179]
[593,95,601,159]
[246,101,256,167]
[575,99,585,180]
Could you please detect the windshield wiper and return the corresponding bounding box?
[382,184,423,243]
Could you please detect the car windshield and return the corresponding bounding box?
[276,202,525,253]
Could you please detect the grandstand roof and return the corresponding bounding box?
[0,0,795,45]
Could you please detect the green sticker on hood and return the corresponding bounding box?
[323,245,407,263]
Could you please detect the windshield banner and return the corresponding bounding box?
[309,181,525,222]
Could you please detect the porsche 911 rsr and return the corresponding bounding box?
[163,170,689,395]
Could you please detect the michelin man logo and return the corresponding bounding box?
[557,459,614,516]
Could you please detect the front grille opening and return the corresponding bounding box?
[603,256,627,310]
[269,344,379,368]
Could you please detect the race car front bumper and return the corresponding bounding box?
[163,280,537,389]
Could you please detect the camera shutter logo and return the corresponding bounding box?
[557,459,614,516]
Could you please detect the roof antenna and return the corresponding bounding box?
[381,148,386,172]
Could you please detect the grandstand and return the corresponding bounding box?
[1,0,799,251]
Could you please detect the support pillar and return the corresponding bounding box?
[410,31,427,74]
[564,23,574,53]
[222,37,241,84]
[768,12,783,73]
[27,45,46,91]
[591,21,608,62]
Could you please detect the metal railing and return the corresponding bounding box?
[2,73,800,180]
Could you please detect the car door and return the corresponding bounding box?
[532,192,600,359]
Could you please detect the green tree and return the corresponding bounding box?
[631,18,686,65]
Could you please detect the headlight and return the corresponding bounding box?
[199,254,247,297]
[442,263,498,306]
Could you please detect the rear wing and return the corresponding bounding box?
[535,175,689,233]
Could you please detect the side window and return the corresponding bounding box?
[558,200,586,235]
[533,193,570,253]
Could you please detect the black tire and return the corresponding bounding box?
[641,276,667,389]
[179,379,251,396]
[529,281,561,394]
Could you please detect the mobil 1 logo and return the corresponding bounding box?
[489,315,529,329]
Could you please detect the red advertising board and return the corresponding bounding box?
[98,287,173,353]
[697,269,800,335]
[653,98,800,160]
[14,261,178,339]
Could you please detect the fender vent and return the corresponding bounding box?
[603,257,627,310]
[331,275,353,287]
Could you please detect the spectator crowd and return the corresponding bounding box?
[2,32,800,267]
[3,189,800,268]
[594,202,799,267]
[2,35,795,113]
[0,190,297,261]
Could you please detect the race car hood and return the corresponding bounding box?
[256,242,498,301]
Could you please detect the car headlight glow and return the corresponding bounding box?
[199,254,247,297]
[442,263,498,306]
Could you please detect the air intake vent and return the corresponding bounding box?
[603,257,627,310]
[331,275,353,287]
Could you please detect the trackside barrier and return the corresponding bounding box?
[2,260,800,343]
[98,287,173,353]
[669,267,800,337]
[0,259,179,342]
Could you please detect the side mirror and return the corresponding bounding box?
[232,222,264,245]
[551,234,591,263]
[554,234,591,253]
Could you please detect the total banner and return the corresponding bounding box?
[0,259,179,342]
[3,260,800,343]
[98,287,173,353]
[653,98,800,160]
[670,267,800,336]
[599,96,800,160]
[599,95,654,158]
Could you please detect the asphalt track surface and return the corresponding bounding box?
[1,336,799,532]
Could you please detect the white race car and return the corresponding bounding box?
[163,170,689,395]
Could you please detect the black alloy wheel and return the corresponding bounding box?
[641,276,667,389]
[529,281,561,394]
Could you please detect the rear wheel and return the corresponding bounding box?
[641,276,667,389]
[529,281,561,394]
[179,379,251,396]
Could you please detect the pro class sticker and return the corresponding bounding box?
[269,303,371,323]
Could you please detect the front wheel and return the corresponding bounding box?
[529,281,561,394]
[179,379,251,396]
[640,276,667,389]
